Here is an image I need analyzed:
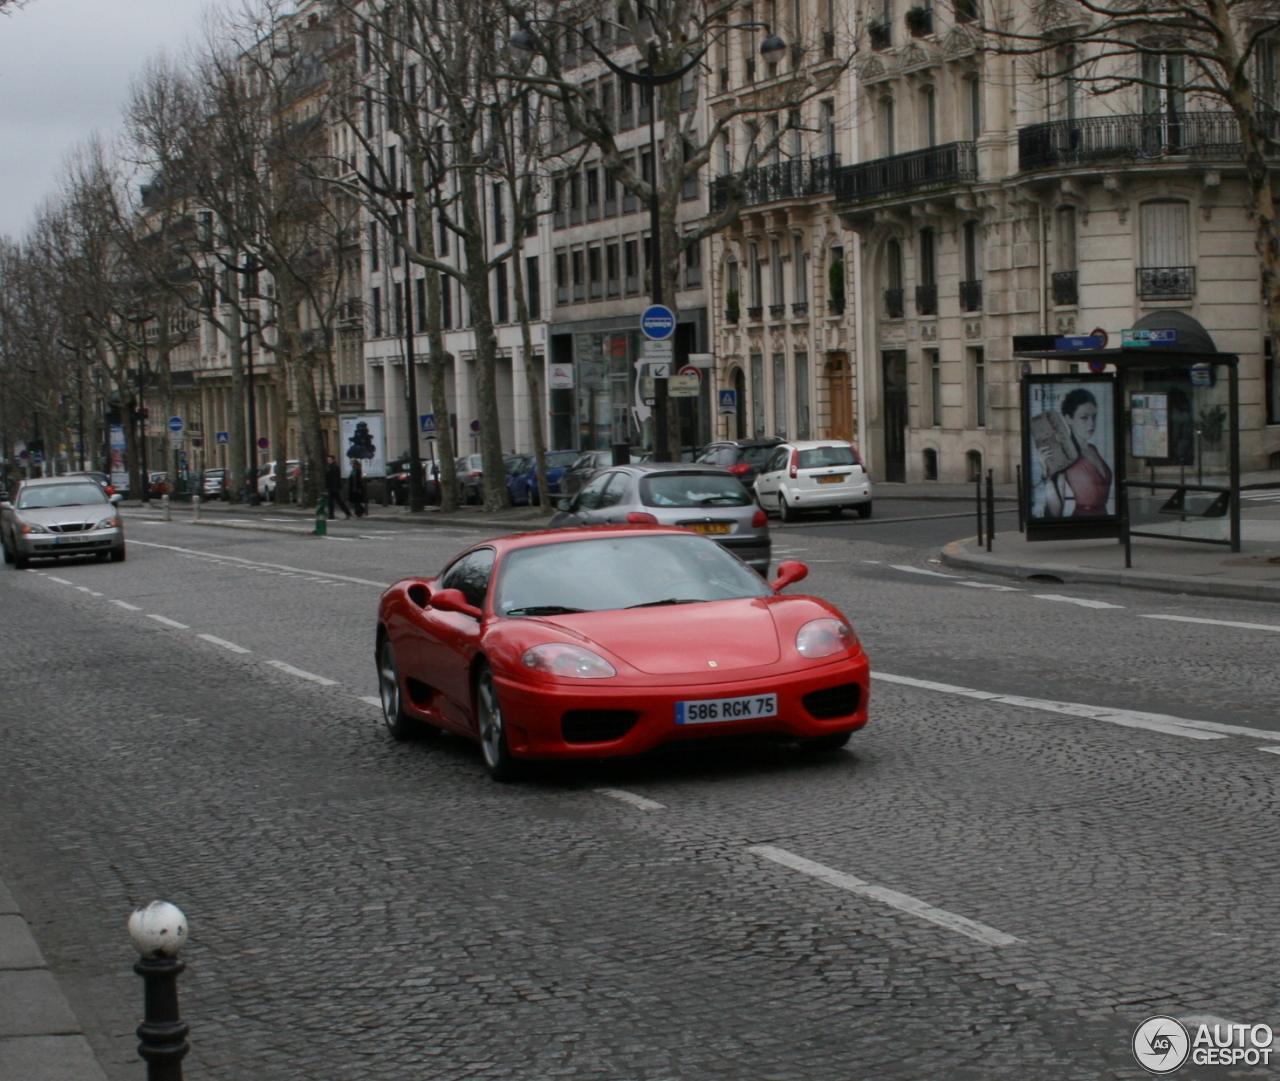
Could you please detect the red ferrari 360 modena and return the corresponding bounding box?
[376,525,870,779]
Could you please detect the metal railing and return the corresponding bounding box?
[1137,266,1195,299]
[1051,270,1078,306]
[960,279,983,311]
[834,142,977,205]
[915,283,938,315]
[1018,111,1280,172]
[709,155,839,212]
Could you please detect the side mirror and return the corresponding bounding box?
[771,560,809,592]
[557,499,572,512]
[430,587,483,619]
[110,493,123,505]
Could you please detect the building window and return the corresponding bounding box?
[966,75,982,140]
[555,251,569,305]
[526,255,541,320]
[684,236,702,288]
[773,353,788,436]
[794,351,810,439]
[749,242,763,312]
[441,274,452,329]
[624,239,639,294]
[916,227,937,315]
[603,169,617,217]
[927,348,941,427]
[880,97,895,156]
[750,352,765,437]
[923,447,938,479]
[1267,337,1279,426]
[1054,205,1079,305]
[369,221,379,272]
[1138,201,1194,298]
[821,99,836,158]
[586,167,600,220]
[793,235,808,307]
[493,184,505,243]
[884,238,904,318]
[495,261,509,323]
[961,220,983,311]
[394,286,404,336]
[921,85,937,147]
[970,347,986,428]
[606,242,620,297]
[588,245,603,299]
[770,237,785,315]
[572,249,585,302]
[416,277,427,333]
[967,448,983,481]
[371,286,382,337]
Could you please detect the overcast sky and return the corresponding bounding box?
[0,0,214,240]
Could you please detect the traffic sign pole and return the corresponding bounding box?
[642,305,677,463]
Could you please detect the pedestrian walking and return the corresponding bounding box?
[347,458,368,517]
[323,454,352,519]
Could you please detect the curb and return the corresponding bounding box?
[941,539,1280,604]
[125,512,548,536]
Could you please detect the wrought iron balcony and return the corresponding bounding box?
[834,142,977,205]
[747,305,763,320]
[769,304,787,320]
[1137,266,1195,299]
[709,155,839,212]
[883,288,905,318]
[915,283,938,315]
[1018,111,1280,172]
[960,279,983,312]
[1051,270,1078,306]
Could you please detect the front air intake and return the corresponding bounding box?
[802,683,861,720]
[561,710,640,743]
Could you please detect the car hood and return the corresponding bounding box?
[17,504,111,526]
[543,597,781,675]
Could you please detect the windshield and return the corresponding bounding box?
[641,473,752,508]
[495,533,770,616]
[17,483,108,509]
[798,446,858,468]
[546,451,580,469]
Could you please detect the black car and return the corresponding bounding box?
[386,457,442,506]
[694,438,785,481]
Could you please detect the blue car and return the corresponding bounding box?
[516,449,582,505]
[503,455,534,506]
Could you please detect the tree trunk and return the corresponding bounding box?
[511,250,551,513]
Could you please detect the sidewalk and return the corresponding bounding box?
[0,878,109,1081]
[943,516,1280,604]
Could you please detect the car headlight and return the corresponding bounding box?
[795,618,856,659]
[521,643,617,679]
[20,521,51,534]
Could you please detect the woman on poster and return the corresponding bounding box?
[1038,388,1113,517]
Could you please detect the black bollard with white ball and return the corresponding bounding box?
[128,900,190,1081]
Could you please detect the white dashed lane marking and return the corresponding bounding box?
[888,564,964,579]
[47,576,72,585]
[112,600,142,611]
[749,845,1020,947]
[147,614,190,630]
[596,788,666,811]
[1140,614,1280,633]
[128,540,391,587]
[197,634,251,654]
[1033,594,1125,609]
[358,696,382,707]
[267,660,338,686]
[957,582,1023,591]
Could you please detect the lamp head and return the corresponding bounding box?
[760,33,787,64]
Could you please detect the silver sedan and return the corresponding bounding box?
[1,477,125,569]
[548,464,771,575]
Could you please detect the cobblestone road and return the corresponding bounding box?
[2,516,1278,1079]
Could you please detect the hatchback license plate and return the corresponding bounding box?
[53,535,81,545]
[817,474,848,484]
[676,693,777,725]
[685,522,730,535]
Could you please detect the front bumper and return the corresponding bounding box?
[490,654,870,760]
[16,527,122,557]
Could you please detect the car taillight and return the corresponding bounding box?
[729,462,751,475]
[789,449,799,479]
[625,512,658,524]
[752,509,767,528]
[106,486,115,495]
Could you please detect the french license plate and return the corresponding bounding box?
[817,474,848,484]
[685,522,730,535]
[53,535,80,545]
[675,693,777,725]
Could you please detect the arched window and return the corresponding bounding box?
[967,449,983,481]
[923,448,938,480]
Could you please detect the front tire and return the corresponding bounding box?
[778,493,798,523]
[2,539,12,565]
[378,638,428,741]
[475,662,521,781]
[13,551,29,570]
[798,731,853,753]
[109,546,126,563]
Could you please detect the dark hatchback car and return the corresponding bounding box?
[695,438,785,483]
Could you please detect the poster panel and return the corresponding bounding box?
[340,414,386,477]
[1023,375,1119,534]
[109,424,128,490]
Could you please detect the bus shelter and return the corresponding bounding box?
[1014,311,1240,566]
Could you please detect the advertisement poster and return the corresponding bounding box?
[1025,376,1117,521]
[109,423,128,490]
[340,414,385,478]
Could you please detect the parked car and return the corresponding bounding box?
[1,476,125,568]
[386,457,442,506]
[148,471,170,497]
[375,526,868,779]
[503,455,534,505]
[201,468,231,501]
[558,449,656,498]
[548,464,771,576]
[695,438,785,482]
[258,460,300,500]
[521,449,586,504]
[754,441,873,522]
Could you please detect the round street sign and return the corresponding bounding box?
[168,416,183,433]
[470,419,481,433]
[641,305,676,341]
[678,364,702,382]
[257,437,269,449]
[1088,360,1108,373]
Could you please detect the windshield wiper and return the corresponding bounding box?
[626,597,704,608]
[505,605,588,616]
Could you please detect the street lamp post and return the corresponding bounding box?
[510,20,785,461]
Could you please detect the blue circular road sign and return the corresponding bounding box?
[641,305,676,341]
[168,416,184,432]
